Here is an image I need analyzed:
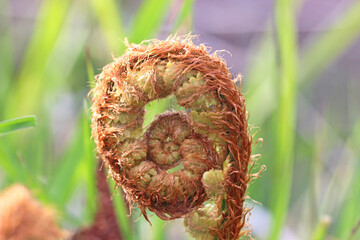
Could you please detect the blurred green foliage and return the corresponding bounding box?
[0,0,359,239]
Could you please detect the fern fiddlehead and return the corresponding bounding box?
[91,36,253,240]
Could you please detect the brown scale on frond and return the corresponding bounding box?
[91,36,254,239]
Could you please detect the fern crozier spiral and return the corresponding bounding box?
[91,36,253,240]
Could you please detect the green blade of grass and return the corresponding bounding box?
[311,215,332,240]
[1,1,89,187]
[6,0,71,117]
[86,49,96,87]
[90,0,125,54]
[337,177,360,240]
[245,28,278,127]
[171,0,194,32]
[300,1,360,84]
[0,142,27,182]
[81,57,98,222]
[47,117,85,209]
[335,118,360,239]
[250,2,360,128]
[0,29,13,118]
[48,101,97,224]
[136,213,166,240]
[46,99,97,217]
[129,0,172,43]
[270,0,298,239]
[108,178,134,240]
[151,216,165,240]
[0,116,37,136]
[0,115,37,184]
[74,100,98,223]
[43,9,90,91]
[307,117,328,237]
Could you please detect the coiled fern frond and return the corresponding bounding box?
[91,36,254,240]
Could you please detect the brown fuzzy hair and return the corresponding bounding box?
[91,36,253,239]
[0,184,66,240]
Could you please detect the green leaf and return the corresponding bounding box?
[300,1,360,84]
[0,141,26,182]
[171,0,194,32]
[270,0,298,239]
[86,49,96,87]
[47,117,85,210]
[129,0,172,43]
[312,215,332,240]
[150,216,165,240]
[81,60,98,223]
[0,116,37,136]
[108,178,134,240]
[335,119,360,239]
[5,0,71,117]
[90,0,125,54]
[244,28,277,127]
[0,28,13,117]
